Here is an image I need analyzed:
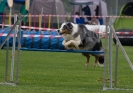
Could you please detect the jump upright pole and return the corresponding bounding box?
[103,17,133,90]
[15,14,22,84]
[0,14,23,86]
[10,14,18,83]
[108,17,113,89]
[103,17,110,90]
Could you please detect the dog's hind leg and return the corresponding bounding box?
[82,53,90,68]
[94,56,99,68]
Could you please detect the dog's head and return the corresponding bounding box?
[58,22,75,35]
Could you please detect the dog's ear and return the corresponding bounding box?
[67,22,73,29]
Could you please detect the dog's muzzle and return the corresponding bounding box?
[59,32,65,35]
[57,29,65,35]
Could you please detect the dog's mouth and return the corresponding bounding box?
[59,31,65,35]
[60,29,70,35]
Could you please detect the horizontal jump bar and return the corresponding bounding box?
[20,48,104,54]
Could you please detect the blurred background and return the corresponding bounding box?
[62,0,133,15]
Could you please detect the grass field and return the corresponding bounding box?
[0,43,133,93]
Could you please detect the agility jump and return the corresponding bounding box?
[0,12,133,90]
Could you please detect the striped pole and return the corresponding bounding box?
[25,0,30,11]
[28,14,31,30]
[48,15,51,28]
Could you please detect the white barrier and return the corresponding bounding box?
[85,25,110,38]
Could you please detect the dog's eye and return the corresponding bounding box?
[63,25,67,30]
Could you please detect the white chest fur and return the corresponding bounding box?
[63,34,81,42]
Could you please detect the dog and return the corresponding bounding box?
[58,22,104,68]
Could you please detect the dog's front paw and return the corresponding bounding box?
[66,47,71,50]
[69,43,79,50]
[74,45,79,50]
[64,43,71,49]
[62,41,66,46]
[64,45,71,50]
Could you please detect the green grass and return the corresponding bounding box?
[0,43,133,93]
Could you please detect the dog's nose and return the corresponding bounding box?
[57,30,63,35]
[57,30,60,33]
[57,30,61,35]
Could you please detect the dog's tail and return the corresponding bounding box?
[98,56,104,67]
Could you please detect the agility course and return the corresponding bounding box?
[0,13,133,91]
[0,0,133,92]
